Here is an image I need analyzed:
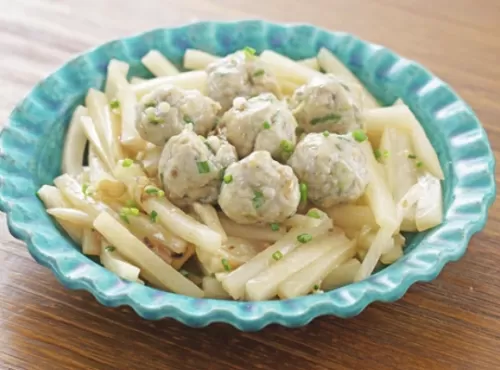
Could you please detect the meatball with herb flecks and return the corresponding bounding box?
[290,74,362,135]
[219,93,297,162]
[288,132,369,207]
[219,151,300,224]
[136,85,220,146]
[206,49,281,112]
[158,128,237,205]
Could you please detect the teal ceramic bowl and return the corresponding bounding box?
[0,21,495,331]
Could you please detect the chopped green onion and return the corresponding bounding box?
[382,150,390,158]
[119,207,140,224]
[82,183,90,196]
[280,140,294,153]
[144,100,156,108]
[310,113,342,126]
[223,174,233,184]
[408,154,417,159]
[352,129,367,142]
[150,210,158,223]
[262,121,271,129]
[299,183,308,203]
[243,46,256,57]
[126,200,138,208]
[221,258,231,272]
[252,190,265,209]
[374,149,381,159]
[196,161,210,174]
[313,284,319,290]
[147,112,162,124]
[183,115,193,124]
[270,223,280,231]
[307,210,321,219]
[297,233,312,244]
[145,186,161,195]
[416,160,423,168]
[122,158,133,167]
[110,99,120,110]
[253,69,265,77]
[105,246,116,252]
[119,212,129,224]
[322,131,330,137]
[272,251,283,261]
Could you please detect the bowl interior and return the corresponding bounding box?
[1,21,495,328]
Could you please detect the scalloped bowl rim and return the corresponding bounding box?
[0,20,496,331]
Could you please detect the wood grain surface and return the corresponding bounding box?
[1,1,499,369]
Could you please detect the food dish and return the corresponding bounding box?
[37,44,445,301]
[0,21,495,330]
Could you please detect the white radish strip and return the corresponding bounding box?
[82,228,101,256]
[142,50,180,77]
[131,71,207,97]
[93,212,203,297]
[246,233,350,301]
[192,203,227,243]
[416,173,443,231]
[278,240,356,299]
[105,59,129,99]
[183,49,220,70]
[321,258,361,291]
[317,48,380,109]
[62,105,88,176]
[260,50,322,85]
[222,219,331,300]
[47,208,93,227]
[37,185,83,243]
[117,86,147,153]
[202,276,231,299]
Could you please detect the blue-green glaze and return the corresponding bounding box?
[0,21,495,331]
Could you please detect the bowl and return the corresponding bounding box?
[0,20,495,331]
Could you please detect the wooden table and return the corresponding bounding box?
[1,1,499,369]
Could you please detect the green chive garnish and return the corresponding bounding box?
[252,190,265,209]
[307,210,320,219]
[270,223,280,231]
[145,186,161,195]
[352,129,367,143]
[408,154,417,159]
[374,149,381,159]
[221,258,231,272]
[150,210,158,223]
[322,131,330,137]
[310,113,342,126]
[144,100,156,108]
[105,246,116,252]
[223,174,233,184]
[126,200,138,208]
[253,69,265,77]
[119,212,129,224]
[110,99,120,110]
[129,207,140,216]
[382,150,389,158]
[313,284,319,290]
[196,161,210,174]
[243,46,256,57]
[122,158,133,167]
[272,251,283,261]
[299,183,308,203]
[297,233,312,243]
[416,161,423,168]
[82,183,89,196]
[262,121,271,129]
[280,140,294,153]
[183,115,193,124]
